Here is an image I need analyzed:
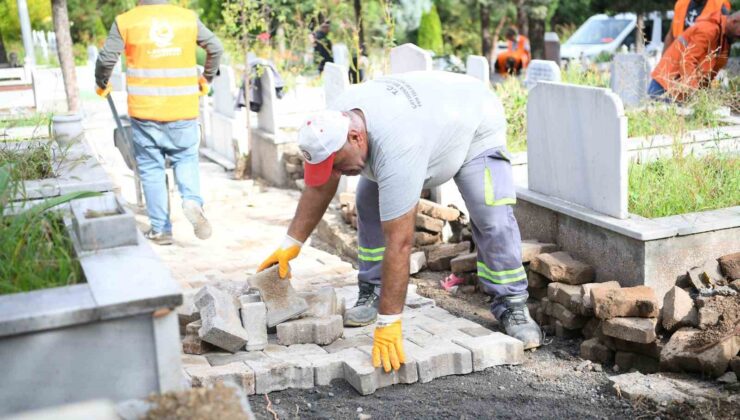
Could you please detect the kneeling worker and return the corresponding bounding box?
[258,71,541,372]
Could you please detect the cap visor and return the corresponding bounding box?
[304,153,337,187]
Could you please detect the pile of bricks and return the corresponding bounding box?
[283,151,305,188]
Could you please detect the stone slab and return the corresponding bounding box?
[466,55,489,83]
[185,362,256,395]
[451,333,524,371]
[602,317,657,344]
[524,60,561,89]
[530,251,595,285]
[276,315,343,346]
[241,301,268,351]
[195,286,249,353]
[390,43,432,74]
[247,266,308,327]
[610,53,650,108]
[403,338,473,383]
[591,286,659,319]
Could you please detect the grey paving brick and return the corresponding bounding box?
[276,315,343,345]
[182,320,215,355]
[323,336,374,353]
[241,301,268,351]
[242,353,314,394]
[185,362,256,395]
[452,333,524,371]
[299,287,337,318]
[195,285,249,353]
[403,338,473,383]
[343,345,418,395]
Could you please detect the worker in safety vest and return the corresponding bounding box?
[663,0,731,54]
[258,72,542,373]
[496,27,531,76]
[95,0,223,245]
[649,11,739,100]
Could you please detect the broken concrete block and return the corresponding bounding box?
[697,306,721,329]
[615,351,659,374]
[343,345,418,395]
[591,286,660,319]
[530,251,594,285]
[527,270,549,289]
[276,315,343,346]
[211,279,251,300]
[409,251,427,275]
[247,266,308,327]
[185,362,256,395]
[452,332,523,371]
[195,285,249,353]
[450,252,477,273]
[183,320,216,355]
[718,252,740,279]
[403,338,473,383]
[662,286,698,332]
[547,283,583,314]
[177,288,201,334]
[239,292,261,305]
[660,328,740,378]
[414,231,441,246]
[416,213,445,233]
[546,302,589,330]
[240,301,268,351]
[426,242,471,271]
[580,338,614,365]
[241,352,315,394]
[299,287,337,318]
[520,240,559,263]
[687,260,725,290]
[602,317,657,344]
[580,281,621,310]
[418,199,461,221]
[608,371,730,406]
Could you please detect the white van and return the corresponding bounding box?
[560,12,673,63]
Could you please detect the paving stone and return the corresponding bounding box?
[276,315,343,345]
[718,252,740,279]
[546,302,589,329]
[591,286,660,319]
[547,283,583,314]
[459,326,495,337]
[183,320,216,355]
[299,287,337,318]
[185,362,256,395]
[417,322,470,342]
[580,281,621,310]
[602,317,657,344]
[530,251,594,285]
[418,199,461,221]
[405,293,435,309]
[520,240,559,263]
[211,279,251,300]
[527,270,549,289]
[451,333,524,371]
[403,338,473,383]
[426,242,471,271]
[181,354,210,367]
[240,301,268,351]
[177,288,200,334]
[422,306,459,322]
[450,253,477,273]
[323,335,375,353]
[195,285,249,353]
[239,292,261,305]
[409,251,427,275]
[660,328,740,378]
[416,213,445,233]
[614,351,659,373]
[247,266,309,327]
[311,348,365,386]
[662,286,698,332]
[415,231,441,246]
[343,345,419,395]
[580,338,614,365]
[342,323,376,338]
[242,352,315,394]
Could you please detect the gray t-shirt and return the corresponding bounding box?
[330,71,506,221]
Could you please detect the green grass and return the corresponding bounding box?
[0,113,52,130]
[628,154,740,218]
[0,145,54,181]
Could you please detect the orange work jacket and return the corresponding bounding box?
[116,4,199,121]
[496,35,531,74]
[672,0,731,37]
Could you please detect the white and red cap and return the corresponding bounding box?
[298,110,350,187]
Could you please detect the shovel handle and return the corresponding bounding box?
[106,94,126,135]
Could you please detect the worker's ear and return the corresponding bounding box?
[347,128,363,147]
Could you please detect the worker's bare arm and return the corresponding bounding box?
[378,205,417,315]
[286,174,340,242]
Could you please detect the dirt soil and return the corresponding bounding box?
[689,294,740,351]
[146,384,250,420]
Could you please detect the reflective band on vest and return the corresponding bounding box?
[116,4,199,122]
[677,36,689,47]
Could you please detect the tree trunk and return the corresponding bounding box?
[234,0,251,180]
[353,0,365,50]
[490,15,508,64]
[635,13,645,53]
[51,0,79,113]
[0,32,8,67]
[480,4,492,58]
[529,17,545,59]
[516,0,529,37]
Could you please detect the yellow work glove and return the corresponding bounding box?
[95,82,112,98]
[257,235,302,279]
[198,75,209,96]
[372,317,406,373]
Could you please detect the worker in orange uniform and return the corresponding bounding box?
[95,0,223,245]
[649,11,740,100]
[663,0,731,54]
[496,27,531,76]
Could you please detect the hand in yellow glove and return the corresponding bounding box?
[95,82,112,98]
[372,317,406,373]
[198,75,209,96]
[257,235,302,279]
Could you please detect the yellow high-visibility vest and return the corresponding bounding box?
[116,4,199,122]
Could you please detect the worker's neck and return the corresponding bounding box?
[139,0,167,5]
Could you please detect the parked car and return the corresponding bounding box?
[560,12,673,64]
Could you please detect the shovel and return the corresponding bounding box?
[106,94,144,208]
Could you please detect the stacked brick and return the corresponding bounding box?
[282,150,305,185]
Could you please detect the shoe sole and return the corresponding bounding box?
[183,201,212,240]
[343,316,377,328]
[522,341,542,350]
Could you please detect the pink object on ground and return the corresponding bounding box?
[440,273,466,291]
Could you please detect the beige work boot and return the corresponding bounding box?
[183,200,212,240]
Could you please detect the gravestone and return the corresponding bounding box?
[524,60,561,90]
[47,32,57,56]
[87,45,98,67]
[332,43,350,68]
[610,53,650,108]
[211,65,236,118]
[206,64,242,165]
[323,62,349,107]
[390,43,432,74]
[257,68,278,134]
[544,32,561,63]
[527,82,627,219]
[466,55,489,84]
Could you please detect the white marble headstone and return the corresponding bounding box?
[257,68,278,134]
[87,45,98,66]
[466,55,489,84]
[332,43,350,68]
[212,65,236,118]
[524,60,561,89]
[322,62,349,107]
[610,53,650,108]
[390,43,432,74]
[527,82,627,219]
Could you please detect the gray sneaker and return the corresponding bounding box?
[183,200,212,240]
[144,229,173,246]
[343,282,380,327]
[500,294,543,350]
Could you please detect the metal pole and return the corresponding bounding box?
[16,0,35,66]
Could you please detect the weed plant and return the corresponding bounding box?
[0,144,54,181]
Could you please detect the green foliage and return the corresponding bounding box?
[0,144,53,181]
[0,0,52,44]
[561,65,609,87]
[417,4,443,54]
[494,77,529,152]
[593,0,673,15]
